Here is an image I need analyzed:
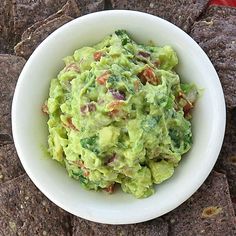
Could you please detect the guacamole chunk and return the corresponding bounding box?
[44,30,198,198]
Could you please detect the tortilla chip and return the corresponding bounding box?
[190,6,236,109]
[12,0,67,37]
[72,216,168,236]
[14,15,74,59]
[0,174,72,235]
[111,0,209,32]
[0,0,14,53]
[0,2,7,53]
[163,171,236,235]
[21,0,80,41]
[0,55,26,141]
[13,0,105,41]
[214,109,236,213]
[79,0,105,15]
[0,144,24,184]
[0,210,19,236]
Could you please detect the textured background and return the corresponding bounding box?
[0,1,235,235]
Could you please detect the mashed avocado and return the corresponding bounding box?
[44,30,198,198]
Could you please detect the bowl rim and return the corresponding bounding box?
[12,10,226,224]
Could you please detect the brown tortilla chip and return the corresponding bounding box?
[0,2,7,53]
[14,15,74,59]
[163,171,236,235]
[72,216,168,236]
[21,0,80,41]
[0,0,14,53]
[0,54,26,141]
[190,6,236,109]
[12,0,67,38]
[0,174,72,235]
[13,0,105,41]
[111,0,209,32]
[0,144,24,184]
[214,109,236,213]
[75,0,105,15]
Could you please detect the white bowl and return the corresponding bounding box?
[12,10,226,224]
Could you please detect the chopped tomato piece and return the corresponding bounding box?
[107,100,124,111]
[93,51,103,61]
[175,92,194,116]
[75,160,86,170]
[108,109,119,118]
[73,160,90,177]
[176,91,185,100]
[138,68,159,85]
[183,101,193,117]
[83,170,90,177]
[75,160,84,168]
[96,72,110,85]
[65,117,79,131]
[104,184,115,193]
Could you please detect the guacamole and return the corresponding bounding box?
[44,30,198,198]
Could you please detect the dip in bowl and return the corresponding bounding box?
[12,10,225,224]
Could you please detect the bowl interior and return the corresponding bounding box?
[12,10,225,224]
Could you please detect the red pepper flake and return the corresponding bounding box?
[96,72,110,85]
[41,104,48,114]
[138,68,160,85]
[93,51,103,61]
[104,184,115,194]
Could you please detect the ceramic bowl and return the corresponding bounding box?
[12,10,226,224]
